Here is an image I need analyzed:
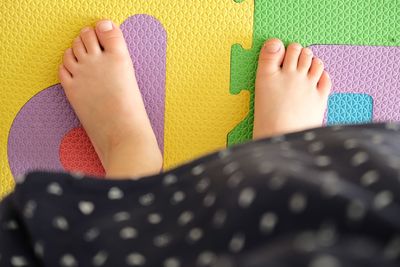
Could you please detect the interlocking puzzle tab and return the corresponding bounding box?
[228,0,400,146]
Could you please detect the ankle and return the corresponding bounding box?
[104,136,163,180]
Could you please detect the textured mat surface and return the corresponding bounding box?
[228,0,400,145]
[8,15,167,180]
[310,45,400,125]
[0,1,253,197]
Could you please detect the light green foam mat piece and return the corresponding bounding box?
[228,0,400,146]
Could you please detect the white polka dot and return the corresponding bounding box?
[303,131,316,141]
[309,254,341,267]
[163,174,178,186]
[315,156,331,167]
[148,213,162,224]
[196,177,210,193]
[347,199,366,221]
[384,236,400,260]
[192,165,205,176]
[108,187,124,200]
[343,139,358,149]
[34,241,44,258]
[120,227,137,239]
[321,172,341,197]
[258,162,274,174]
[212,210,227,228]
[60,254,78,267]
[294,231,317,252]
[177,211,194,226]
[84,228,100,242]
[164,257,181,267]
[126,253,146,266]
[351,152,369,166]
[47,182,63,196]
[388,157,400,170]
[373,190,394,210]
[218,149,232,159]
[92,251,108,266]
[289,193,307,213]
[197,251,216,266]
[385,122,400,131]
[71,171,85,179]
[288,161,305,172]
[308,141,325,153]
[23,200,37,219]
[331,125,344,131]
[10,256,28,266]
[53,216,69,231]
[229,233,245,253]
[203,193,216,207]
[3,220,18,230]
[153,233,171,247]
[259,212,278,234]
[280,149,296,159]
[267,175,286,190]
[171,191,186,205]
[113,212,131,222]
[251,148,265,158]
[238,187,256,208]
[139,193,155,206]
[371,134,384,144]
[15,174,26,184]
[223,162,240,175]
[227,172,244,188]
[187,228,203,243]
[317,223,337,247]
[279,141,291,151]
[271,135,285,143]
[360,170,379,186]
[78,201,95,215]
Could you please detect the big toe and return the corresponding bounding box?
[95,20,127,53]
[257,38,285,75]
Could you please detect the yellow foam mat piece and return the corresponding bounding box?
[0,0,253,197]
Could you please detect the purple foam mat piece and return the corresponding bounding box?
[8,14,167,177]
[309,45,400,123]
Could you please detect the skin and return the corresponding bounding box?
[59,20,331,179]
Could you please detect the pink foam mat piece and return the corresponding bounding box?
[7,14,167,178]
[309,45,400,123]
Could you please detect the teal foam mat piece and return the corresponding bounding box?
[327,94,373,125]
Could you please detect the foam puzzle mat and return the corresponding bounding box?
[1,0,400,198]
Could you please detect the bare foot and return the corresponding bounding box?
[59,19,162,179]
[253,38,332,139]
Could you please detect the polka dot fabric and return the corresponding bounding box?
[1,123,400,267]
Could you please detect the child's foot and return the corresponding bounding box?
[59,20,162,179]
[253,38,332,139]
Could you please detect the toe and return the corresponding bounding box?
[308,57,324,83]
[58,64,72,84]
[80,27,102,55]
[95,20,127,53]
[282,43,302,71]
[297,48,313,72]
[72,36,87,60]
[317,71,332,97]
[63,48,78,74]
[257,38,285,76]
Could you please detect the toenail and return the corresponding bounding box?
[98,20,113,32]
[264,42,281,53]
[304,48,313,56]
[81,27,90,33]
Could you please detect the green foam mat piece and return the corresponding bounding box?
[228,0,400,146]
